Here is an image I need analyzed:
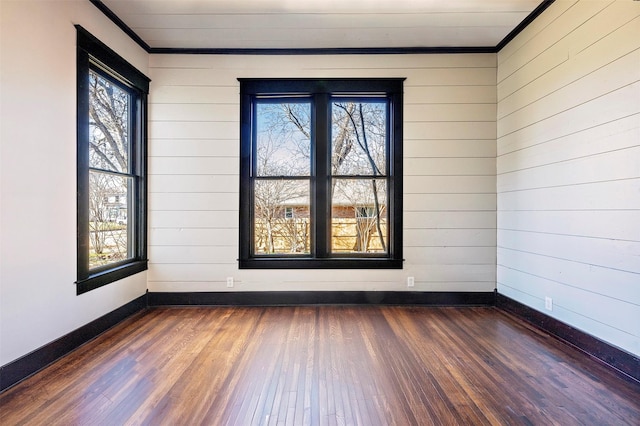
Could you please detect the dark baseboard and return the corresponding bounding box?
[496,293,639,384]
[0,294,147,392]
[147,291,496,307]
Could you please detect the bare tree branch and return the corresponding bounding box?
[90,76,128,171]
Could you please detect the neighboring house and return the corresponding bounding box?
[102,194,127,224]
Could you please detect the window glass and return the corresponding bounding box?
[256,101,311,177]
[254,179,310,255]
[331,100,387,176]
[89,71,129,173]
[87,70,133,271]
[332,179,388,254]
[89,171,131,268]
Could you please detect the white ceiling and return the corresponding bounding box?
[99,0,547,50]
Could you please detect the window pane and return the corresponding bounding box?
[89,70,129,173]
[331,179,388,254]
[89,171,131,269]
[254,179,310,255]
[331,100,387,176]
[256,102,311,177]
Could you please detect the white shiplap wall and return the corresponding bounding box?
[497,0,640,356]
[147,54,497,293]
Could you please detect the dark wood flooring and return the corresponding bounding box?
[1,306,638,425]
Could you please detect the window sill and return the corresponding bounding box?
[76,260,148,295]
[239,258,403,269]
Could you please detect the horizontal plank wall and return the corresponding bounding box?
[147,54,497,294]
[496,0,640,357]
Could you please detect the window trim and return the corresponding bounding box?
[238,78,404,269]
[76,25,150,294]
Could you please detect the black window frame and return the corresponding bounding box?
[76,26,149,295]
[239,78,404,269]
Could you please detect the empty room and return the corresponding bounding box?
[0,0,638,424]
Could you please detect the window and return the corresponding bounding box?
[76,26,149,294]
[285,207,295,219]
[356,207,376,218]
[239,79,404,269]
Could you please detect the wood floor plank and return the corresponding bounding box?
[1,306,639,425]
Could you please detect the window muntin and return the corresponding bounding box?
[76,25,149,294]
[239,79,403,269]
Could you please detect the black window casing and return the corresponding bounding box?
[76,26,149,294]
[239,78,404,269]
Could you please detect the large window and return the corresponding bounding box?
[239,79,404,269]
[76,26,149,294]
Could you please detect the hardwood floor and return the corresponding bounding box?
[1,306,638,425]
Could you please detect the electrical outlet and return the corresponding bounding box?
[407,276,415,287]
[226,277,234,288]
[545,297,553,311]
